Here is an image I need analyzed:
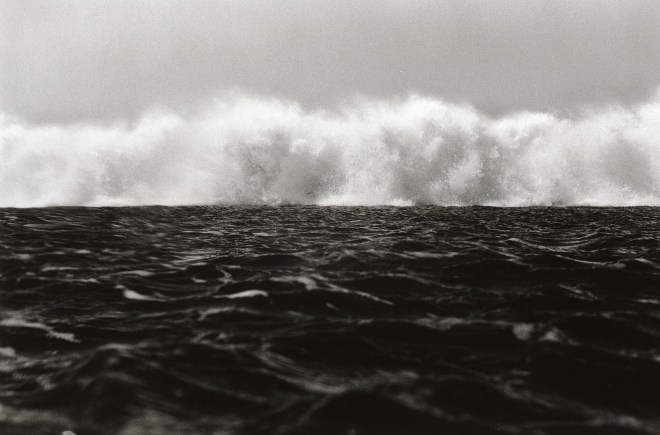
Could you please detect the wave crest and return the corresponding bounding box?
[2,94,659,207]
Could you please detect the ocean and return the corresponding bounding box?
[1,205,659,434]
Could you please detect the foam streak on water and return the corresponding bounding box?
[1,93,660,207]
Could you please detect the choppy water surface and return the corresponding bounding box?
[1,206,659,434]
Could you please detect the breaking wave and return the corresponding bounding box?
[1,93,659,207]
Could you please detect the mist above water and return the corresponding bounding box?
[1,93,659,207]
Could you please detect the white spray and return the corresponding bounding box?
[1,93,659,207]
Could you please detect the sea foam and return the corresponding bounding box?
[1,93,659,207]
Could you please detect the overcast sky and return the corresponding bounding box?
[2,0,660,124]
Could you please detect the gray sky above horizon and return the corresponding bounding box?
[2,0,660,124]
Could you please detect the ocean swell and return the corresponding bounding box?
[1,94,659,207]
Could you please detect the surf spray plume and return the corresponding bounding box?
[1,93,659,207]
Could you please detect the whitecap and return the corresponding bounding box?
[115,270,155,277]
[272,275,319,290]
[221,289,268,299]
[122,289,163,302]
[2,93,660,207]
[0,318,79,343]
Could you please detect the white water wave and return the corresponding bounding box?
[1,93,659,207]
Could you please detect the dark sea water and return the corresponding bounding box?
[1,206,659,435]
